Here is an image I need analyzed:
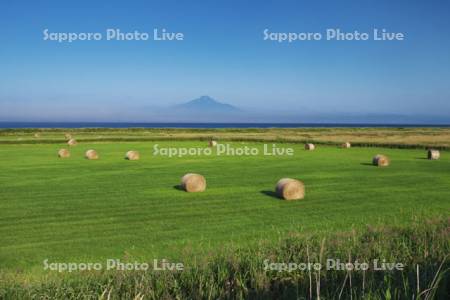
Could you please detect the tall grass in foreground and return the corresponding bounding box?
[1,218,448,299]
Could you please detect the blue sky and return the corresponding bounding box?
[0,0,449,122]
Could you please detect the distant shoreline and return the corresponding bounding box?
[1,122,450,129]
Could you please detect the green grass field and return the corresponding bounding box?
[1,140,449,275]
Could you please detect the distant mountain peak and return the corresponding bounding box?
[174,96,240,113]
[194,95,215,102]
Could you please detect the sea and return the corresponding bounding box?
[0,122,449,129]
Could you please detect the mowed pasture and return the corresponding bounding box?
[0,140,449,274]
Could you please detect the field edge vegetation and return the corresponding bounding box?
[1,127,450,149]
[1,216,448,299]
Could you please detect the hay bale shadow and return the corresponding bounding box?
[173,185,184,191]
[260,190,281,200]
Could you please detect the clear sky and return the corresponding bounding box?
[0,0,449,122]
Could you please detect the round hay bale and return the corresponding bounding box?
[305,143,315,151]
[64,133,72,140]
[58,148,70,158]
[34,133,41,138]
[341,142,351,148]
[276,178,305,200]
[181,173,206,192]
[67,138,77,146]
[85,149,99,160]
[208,140,218,147]
[428,149,440,160]
[372,154,389,167]
[125,150,140,160]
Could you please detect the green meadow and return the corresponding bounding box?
[1,140,449,276]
